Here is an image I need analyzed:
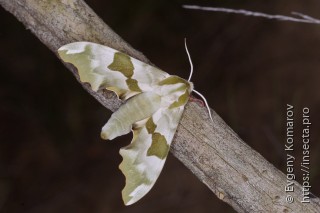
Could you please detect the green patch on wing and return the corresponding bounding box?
[145,117,169,159]
[58,45,103,90]
[108,52,134,78]
[126,78,142,92]
[158,76,188,85]
[146,117,157,134]
[147,133,169,159]
[108,52,142,93]
[169,90,190,109]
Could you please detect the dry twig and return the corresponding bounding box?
[183,5,320,25]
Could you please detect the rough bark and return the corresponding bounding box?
[1,0,320,212]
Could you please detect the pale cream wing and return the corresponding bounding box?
[58,42,169,100]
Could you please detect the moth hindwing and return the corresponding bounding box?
[58,42,193,205]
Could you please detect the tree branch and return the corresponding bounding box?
[2,0,320,212]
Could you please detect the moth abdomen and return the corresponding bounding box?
[101,92,161,140]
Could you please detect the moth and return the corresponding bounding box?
[58,41,211,205]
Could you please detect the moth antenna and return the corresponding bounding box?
[193,90,213,122]
[184,38,194,82]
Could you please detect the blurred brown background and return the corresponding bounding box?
[1,0,320,212]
